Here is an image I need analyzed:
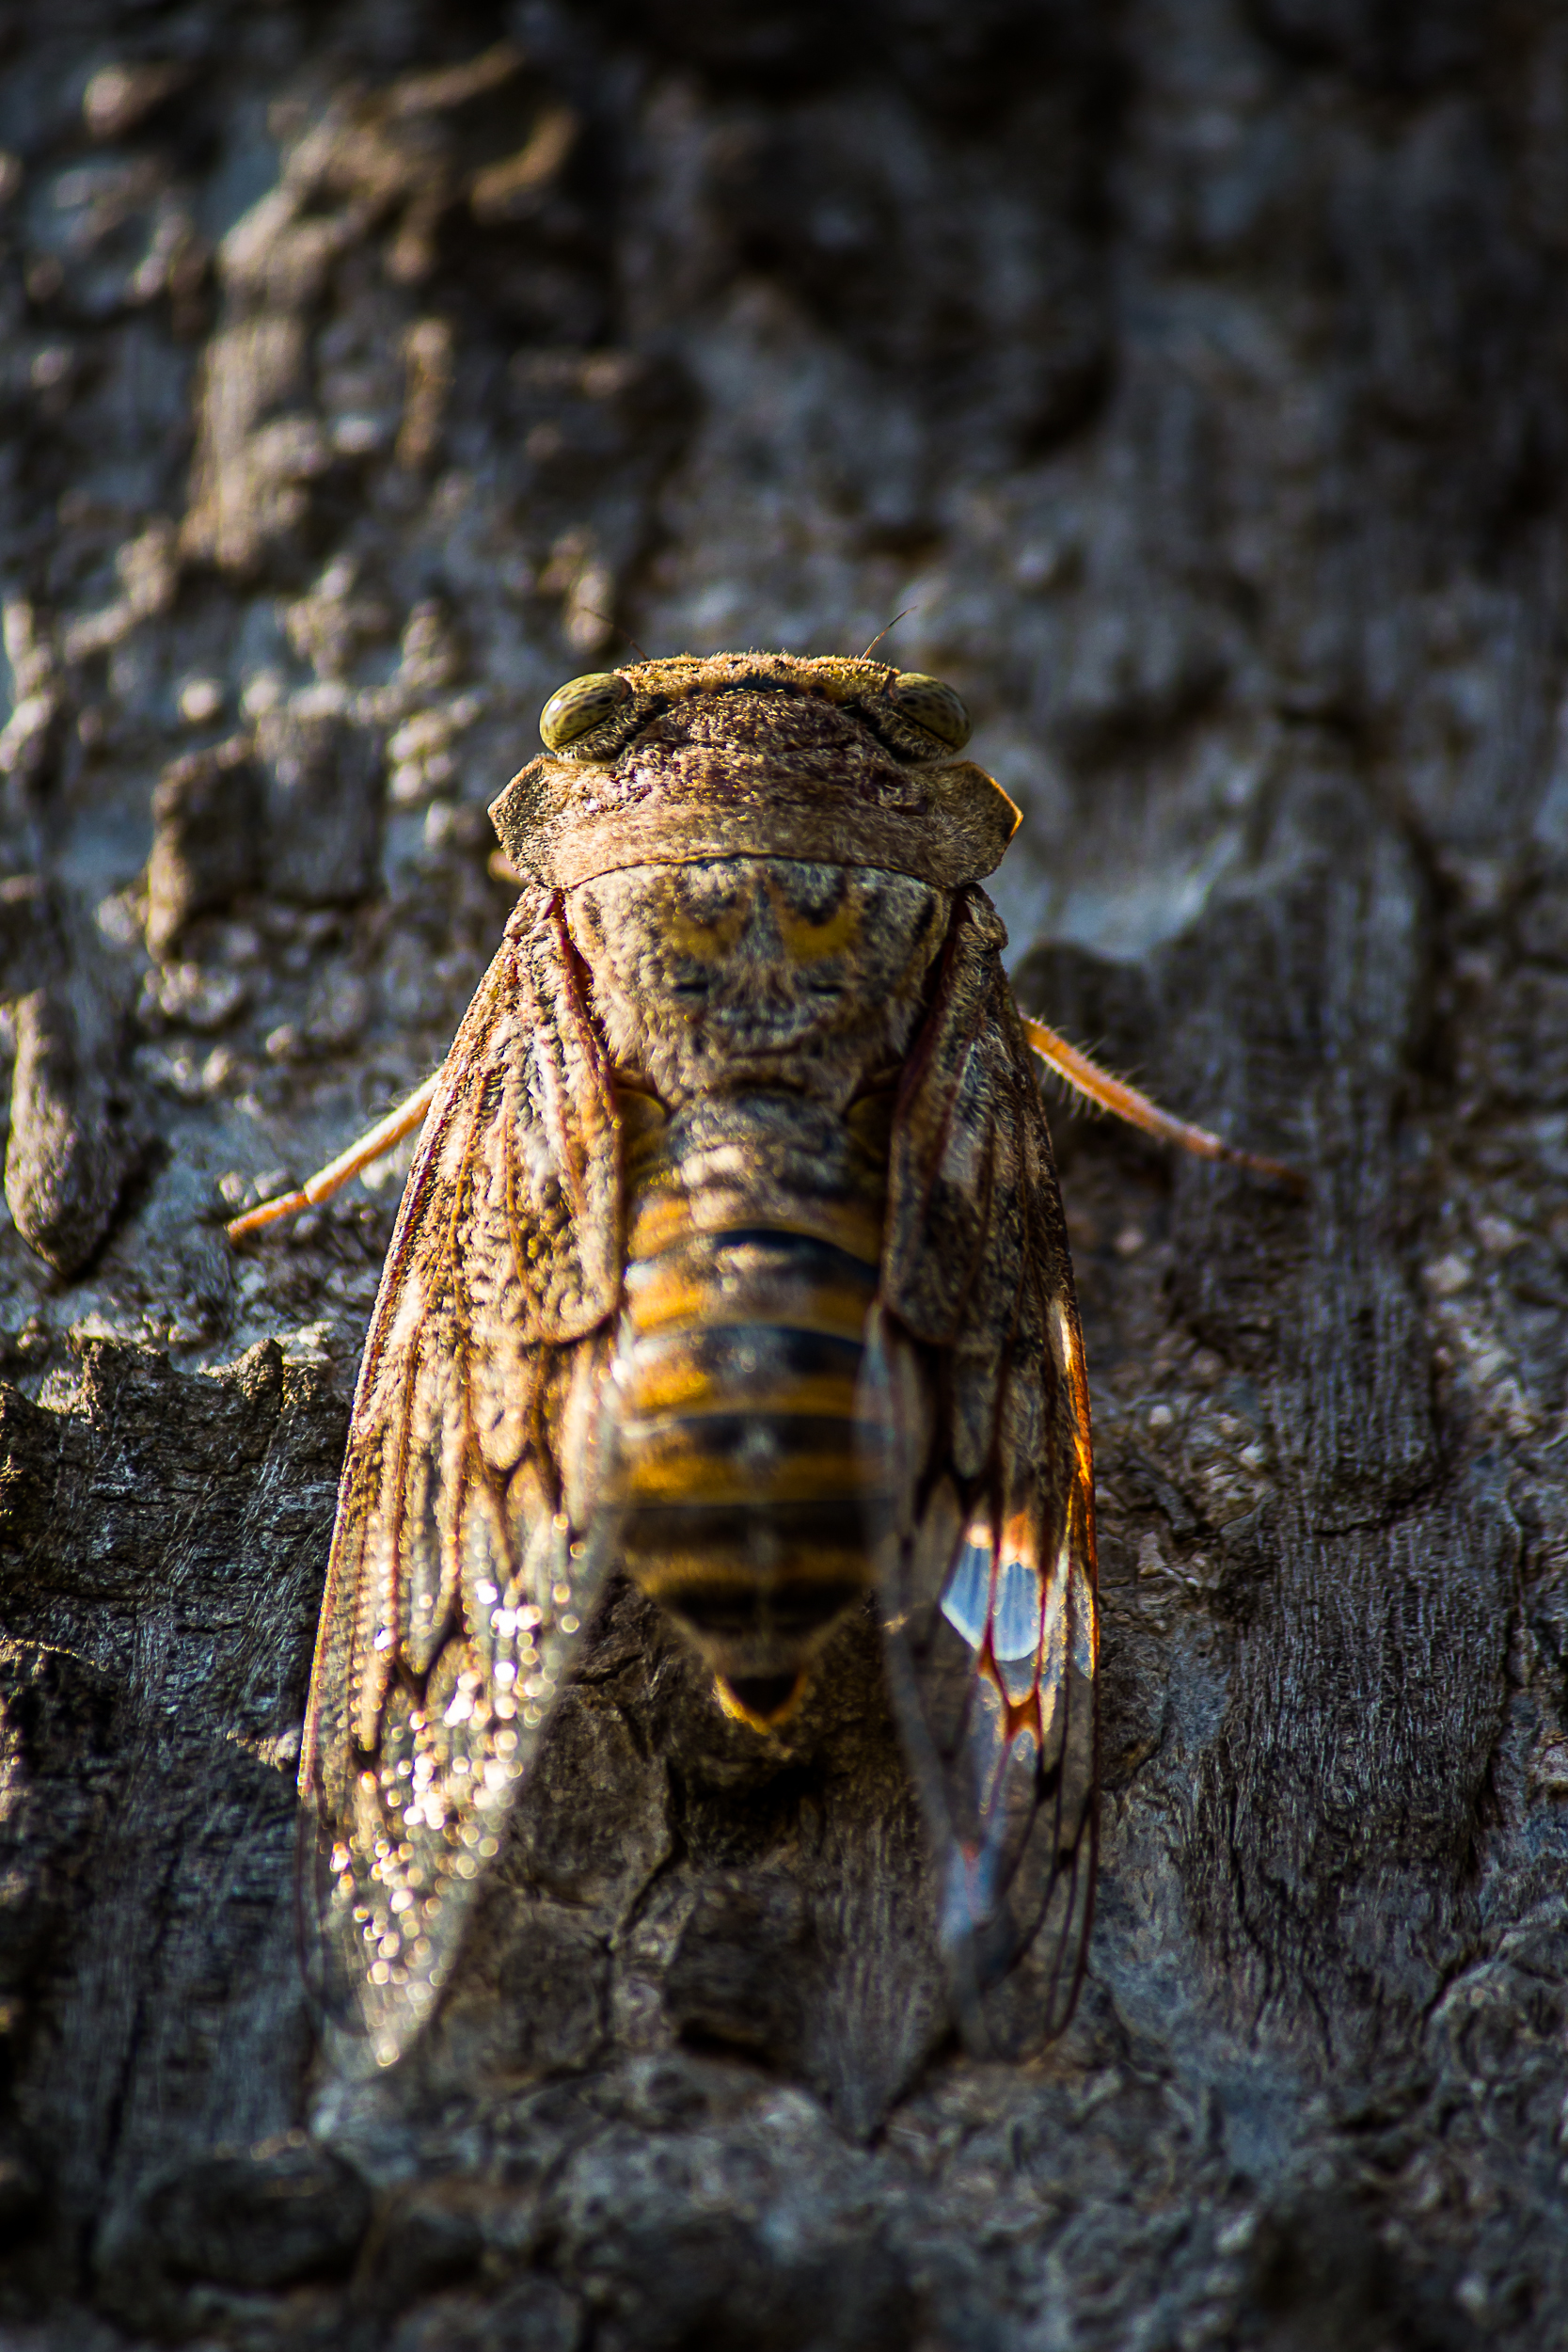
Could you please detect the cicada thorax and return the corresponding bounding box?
[562,854,950,1726]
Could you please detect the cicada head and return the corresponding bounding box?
[489,651,1020,895]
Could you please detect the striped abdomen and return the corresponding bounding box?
[606,1089,892,1724]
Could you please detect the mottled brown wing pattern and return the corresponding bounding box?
[300,887,622,2069]
[870,889,1098,2040]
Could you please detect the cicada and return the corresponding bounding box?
[231,651,1295,2070]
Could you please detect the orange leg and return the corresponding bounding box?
[226,1073,441,1243]
[1021,1014,1306,1194]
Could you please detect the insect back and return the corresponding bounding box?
[295,650,1099,2068]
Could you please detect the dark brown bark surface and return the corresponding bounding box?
[0,2,1564,2345]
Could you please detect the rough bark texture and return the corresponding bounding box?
[0,2,1564,2345]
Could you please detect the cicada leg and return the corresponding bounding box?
[1021,1012,1306,1193]
[226,1071,440,1243]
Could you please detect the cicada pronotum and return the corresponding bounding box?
[231,651,1297,2070]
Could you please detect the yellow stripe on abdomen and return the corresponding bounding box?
[622,1232,876,1342]
[626,1185,885,1266]
[617,1322,864,1421]
[612,1222,886,1687]
[610,1073,899,1720]
[609,1411,868,1510]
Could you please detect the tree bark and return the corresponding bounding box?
[1,2,1565,2345]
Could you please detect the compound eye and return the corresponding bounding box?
[888,673,971,751]
[540,671,631,751]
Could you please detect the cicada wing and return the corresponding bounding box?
[300,890,623,2071]
[872,888,1099,2046]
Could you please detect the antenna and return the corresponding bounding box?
[578,612,649,661]
[860,607,917,660]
